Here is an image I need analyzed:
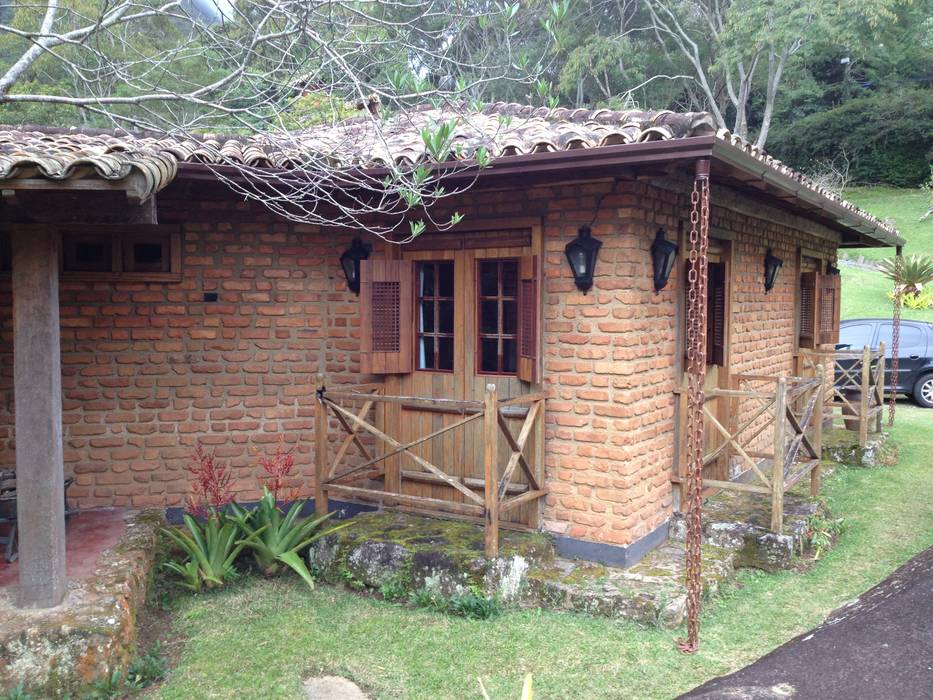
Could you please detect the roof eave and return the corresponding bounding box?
[709,140,904,249]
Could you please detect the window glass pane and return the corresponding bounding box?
[418,337,435,370]
[481,338,498,372]
[480,261,498,296]
[502,300,518,335]
[839,323,874,349]
[877,324,925,356]
[481,300,498,334]
[438,262,454,297]
[438,337,454,371]
[420,301,435,333]
[64,234,112,272]
[501,261,518,297]
[438,300,454,333]
[502,339,517,373]
[420,264,435,297]
[134,242,163,265]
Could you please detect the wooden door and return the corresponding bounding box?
[702,241,731,482]
[382,229,542,527]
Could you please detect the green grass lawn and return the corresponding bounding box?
[150,404,933,700]
[841,186,932,322]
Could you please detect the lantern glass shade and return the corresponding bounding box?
[340,238,372,294]
[650,228,678,292]
[564,225,602,292]
[764,249,783,293]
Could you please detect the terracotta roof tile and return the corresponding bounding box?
[0,103,898,241]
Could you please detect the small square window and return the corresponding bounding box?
[63,234,113,272]
[124,235,169,273]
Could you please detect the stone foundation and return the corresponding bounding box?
[0,510,162,697]
[822,429,898,468]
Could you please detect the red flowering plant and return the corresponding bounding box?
[256,436,299,504]
[184,445,234,519]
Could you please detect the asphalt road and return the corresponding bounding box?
[680,546,933,699]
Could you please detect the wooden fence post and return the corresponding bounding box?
[875,342,886,434]
[771,377,787,533]
[314,373,329,517]
[811,364,825,497]
[484,383,500,558]
[859,345,871,448]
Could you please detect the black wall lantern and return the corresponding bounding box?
[565,225,602,293]
[650,227,678,292]
[826,261,840,275]
[340,238,371,295]
[763,248,783,293]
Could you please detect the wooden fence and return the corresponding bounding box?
[312,375,547,557]
[799,345,885,447]
[675,370,825,533]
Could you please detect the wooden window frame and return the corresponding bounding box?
[58,225,182,282]
[415,260,455,373]
[476,257,520,376]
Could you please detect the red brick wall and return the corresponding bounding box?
[0,175,841,548]
[0,196,363,508]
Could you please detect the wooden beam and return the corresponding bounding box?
[11,226,66,608]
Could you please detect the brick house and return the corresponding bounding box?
[0,104,902,606]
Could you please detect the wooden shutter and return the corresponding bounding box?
[706,262,726,366]
[817,273,841,346]
[799,271,819,349]
[360,259,413,374]
[517,255,539,383]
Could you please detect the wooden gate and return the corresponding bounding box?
[313,376,546,556]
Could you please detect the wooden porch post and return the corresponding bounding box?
[11,226,67,608]
[859,345,871,448]
[314,373,329,517]
[770,377,787,534]
[483,384,499,558]
[811,364,825,497]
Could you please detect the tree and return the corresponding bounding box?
[639,0,914,148]
[0,0,563,239]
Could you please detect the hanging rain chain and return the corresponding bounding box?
[889,246,903,427]
[678,160,710,654]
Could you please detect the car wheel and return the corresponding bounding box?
[913,374,933,409]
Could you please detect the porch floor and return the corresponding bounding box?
[0,508,128,590]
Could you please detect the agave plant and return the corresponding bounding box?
[230,488,351,589]
[876,254,933,296]
[162,510,266,592]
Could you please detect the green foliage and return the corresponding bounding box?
[900,288,933,310]
[876,254,933,293]
[161,511,263,592]
[770,89,933,187]
[0,684,30,700]
[230,488,350,590]
[126,643,168,690]
[408,585,501,620]
[806,513,847,560]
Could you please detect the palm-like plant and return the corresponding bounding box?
[230,488,351,589]
[876,254,933,296]
[162,510,266,592]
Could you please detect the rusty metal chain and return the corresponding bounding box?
[889,248,903,426]
[678,162,710,654]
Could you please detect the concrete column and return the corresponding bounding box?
[11,226,66,608]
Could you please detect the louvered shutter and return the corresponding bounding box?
[360,259,413,374]
[818,273,841,346]
[706,262,726,366]
[517,254,539,383]
[799,271,819,349]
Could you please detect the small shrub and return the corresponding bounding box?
[125,642,167,689]
[449,591,501,620]
[807,514,847,560]
[378,575,408,602]
[903,289,933,310]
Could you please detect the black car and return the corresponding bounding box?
[839,319,933,408]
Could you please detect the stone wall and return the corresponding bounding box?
[0,175,841,548]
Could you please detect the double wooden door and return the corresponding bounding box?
[381,238,541,526]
